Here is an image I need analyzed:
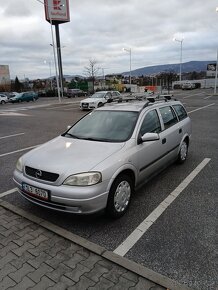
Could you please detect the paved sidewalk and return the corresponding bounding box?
[0,200,192,290]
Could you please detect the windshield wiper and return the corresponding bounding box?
[63,133,81,139]
[82,137,98,141]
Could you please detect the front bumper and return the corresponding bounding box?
[80,102,97,110]
[13,170,109,214]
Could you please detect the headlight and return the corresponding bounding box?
[63,172,102,186]
[16,157,23,172]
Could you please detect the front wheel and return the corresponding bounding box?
[106,174,133,218]
[97,102,103,107]
[177,140,188,164]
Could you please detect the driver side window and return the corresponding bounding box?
[140,110,161,136]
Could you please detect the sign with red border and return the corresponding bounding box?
[44,0,70,24]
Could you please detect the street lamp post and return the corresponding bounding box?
[123,48,132,86]
[174,38,183,83]
[50,44,65,98]
[214,48,218,94]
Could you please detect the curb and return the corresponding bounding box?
[0,199,193,290]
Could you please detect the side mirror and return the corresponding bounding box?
[139,132,159,144]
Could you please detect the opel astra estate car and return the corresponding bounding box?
[80,91,121,110]
[14,98,191,218]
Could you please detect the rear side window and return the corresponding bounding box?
[159,106,178,129]
[140,110,161,135]
[173,104,188,121]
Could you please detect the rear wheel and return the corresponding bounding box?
[177,140,188,164]
[0,100,5,104]
[106,174,133,218]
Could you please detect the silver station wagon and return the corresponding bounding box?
[14,98,191,218]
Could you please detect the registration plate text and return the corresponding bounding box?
[22,183,49,200]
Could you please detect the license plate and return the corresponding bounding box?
[22,183,49,200]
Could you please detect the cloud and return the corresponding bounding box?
[0,0,218,79]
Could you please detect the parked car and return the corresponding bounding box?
[9,92,38,103]
[67,89,87,98]
[182,82,195,90]
[0,94,8,104]
[80,91,122,110]
[14,97,191,218]
[6,92,19,100]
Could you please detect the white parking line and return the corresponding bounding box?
[46,102,81,110]
[0,188,17,198]
[188,103,215,114]
[183,92,205,99]
[114,158,211,256]
[63,107,80,111]
[204,95,212,100]
[0,145,39,158]
[0,133,25,140]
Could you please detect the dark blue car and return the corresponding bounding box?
[10,92,38,103]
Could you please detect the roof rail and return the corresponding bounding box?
[113,93,176,107]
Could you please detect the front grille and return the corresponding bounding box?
[25,166,59,182]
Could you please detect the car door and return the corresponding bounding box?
[135,109,168,185]
[105,92,112,103]
[22,93,28,101]
[157,105,181,162]
[111,91,120,101]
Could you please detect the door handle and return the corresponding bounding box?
[162,138,166,144]
[179,128,182,134]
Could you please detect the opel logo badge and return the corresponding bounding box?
[35,169,42,179]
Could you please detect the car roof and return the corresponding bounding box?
[94,91,110,93]
[98,99,183,112]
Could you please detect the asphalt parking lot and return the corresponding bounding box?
[0,89,217,290]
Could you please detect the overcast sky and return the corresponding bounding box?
[1,0,218,80]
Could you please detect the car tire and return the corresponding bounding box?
[106,174,133,218]
[18,99,22,103]
[177,139,188,164]
[33,97,36,102]
[97,102,103,107]
[0,100,5,104]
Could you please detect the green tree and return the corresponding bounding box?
[14,76,22,92]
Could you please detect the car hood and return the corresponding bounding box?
[23,136,124,177]
[10,96,18,100]
[81,97,105,103]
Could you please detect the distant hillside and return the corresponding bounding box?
[122,61,215,77]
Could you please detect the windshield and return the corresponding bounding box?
[64,110,139,142]
[14,93,22,98]
[90,92,107,99]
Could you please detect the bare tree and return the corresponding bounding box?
[84,59,99,93]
